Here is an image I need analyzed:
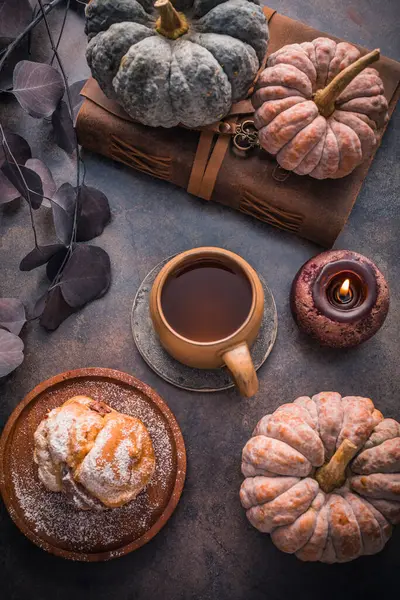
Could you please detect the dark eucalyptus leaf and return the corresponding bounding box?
[20,244,66,272]
[46,246,70,282]
[12,60,65,118]
[76,185,111,242]
[0,329,24,377]
[0,171,20,204]
[0,129,31,167]
[1,162,43,208]
[52,182,76,244]
[30,290,49,320]
[60,245,111,308]
[0,0,32,49]
[0,298,26,335]
[69,79,87,124]
[25,159,56,207]
[52,100,76,154]
[40,286,76,331]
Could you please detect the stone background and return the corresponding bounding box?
[1,1,399,598]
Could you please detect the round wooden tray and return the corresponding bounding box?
[0,368,186,561]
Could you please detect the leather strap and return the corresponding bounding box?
[227,99,254,116]
[186,8,276,200]
[187,129,215,196]
[197,117,238,201]
[263,7,277,21]
[187,7,276,199]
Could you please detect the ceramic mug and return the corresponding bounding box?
[149,247,264,397]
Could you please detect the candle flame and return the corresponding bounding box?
[339,278,350,296]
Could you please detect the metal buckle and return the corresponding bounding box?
[233,119,260,152]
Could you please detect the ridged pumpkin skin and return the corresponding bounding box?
[85,0,268,128]
[252,39,389,179]
[241,393,400,563]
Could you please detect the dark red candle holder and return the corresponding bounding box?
[290,250,390,348]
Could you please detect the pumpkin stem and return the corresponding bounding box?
[155,0,189,40]
[313,49,380,118]
[315,439,358,493]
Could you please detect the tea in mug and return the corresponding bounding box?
[161,259,253,342]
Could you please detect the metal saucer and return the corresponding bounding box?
[131,256,278,392]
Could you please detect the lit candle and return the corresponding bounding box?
[290,250,390,348]
[335,279,352,304]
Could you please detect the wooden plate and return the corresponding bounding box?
[0,368,186,561]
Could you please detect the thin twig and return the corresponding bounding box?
[37,0,81,288]
[0,124,40,248]
[79,152,86,186]
[0,0,64,75]
[50,0,71,66]
[47,246,73,291]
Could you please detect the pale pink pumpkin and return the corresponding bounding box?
[252,39,389,179]
[241,392,400,563]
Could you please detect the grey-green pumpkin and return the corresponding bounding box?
[85,0,268,127]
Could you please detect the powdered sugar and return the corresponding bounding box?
[75,412,155,508]
[9,378,177,555]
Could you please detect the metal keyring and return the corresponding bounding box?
[233,119,260,152]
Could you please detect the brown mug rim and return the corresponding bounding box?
[155,247,257,347]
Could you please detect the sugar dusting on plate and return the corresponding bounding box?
[10,379,177,555]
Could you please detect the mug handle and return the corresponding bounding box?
[222,342,259,398]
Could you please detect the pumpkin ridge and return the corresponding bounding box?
[313,37,337,90]
[310,123,339,179]
[258,63,313,98]
[277,116,327,172]
[329,494,363,561]
[196,0,268,63]
[192,32,259,101]
[326,42,360,84]
[284,119,326,172]
[240,475,300,508]
[269,47,317,88]
[85,0,152,38]
[293,397,319,431]
[333,110,376,159]
[330,118,363,178]
[169,38,232,127]
[271,491,326,554]
[367,499,400,525]
[320,497,336,563]
[293,131,326,176]
[263,412,325,466]
[313,392,344,461]
[86,22,156,99]
[295,501,329,561]
[260,100,318,155]
[348,493,389,553]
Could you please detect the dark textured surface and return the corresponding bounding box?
[0,2,399,599]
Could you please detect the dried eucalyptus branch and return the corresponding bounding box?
[0,0,111,335]
[0,123,40,248]
[50,0,71,66]
[0,0,64,74]
[37,0,80,288]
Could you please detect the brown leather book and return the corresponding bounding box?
[76,7,400,247]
